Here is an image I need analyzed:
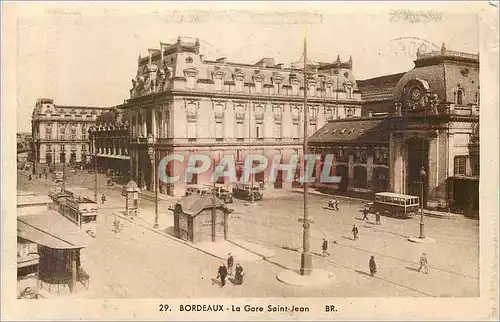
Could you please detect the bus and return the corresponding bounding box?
[371,192,420,218]
[56,188,98,237]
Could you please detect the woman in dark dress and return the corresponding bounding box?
[369,256,377,276]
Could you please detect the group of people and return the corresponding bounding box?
[217,253,244,287]
[328,197,340,210]
[361,208,381,225]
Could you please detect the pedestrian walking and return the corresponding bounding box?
[369,256,377,276]
[362,208,369,221]
[44,172,48,180]
[328,197,335,209]
[28,174,32,181]
[418,252,429,274]
[217,262,228,287]
[101,193,106,204]
[375,212,381,225]
[352,225,359,240]
[335,198,340,211]
[322,238,330,257]
[233,262,244,285]
[447,199,453,214]
[227,253,234,276]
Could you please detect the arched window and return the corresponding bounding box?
[456,89,464,105]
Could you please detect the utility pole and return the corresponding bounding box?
[419,167,426,239]
[300,36,312,276]
[93,132,98,203]
[154,148,159,229]
[211,155,217,242]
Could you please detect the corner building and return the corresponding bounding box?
[310,45,479,214]
[124,37,363,196]
[31,98,109,172]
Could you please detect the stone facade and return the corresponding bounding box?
[88,107,131,179]
[125,37,363,196]
[309,45,480,213]
[31,98,109,171]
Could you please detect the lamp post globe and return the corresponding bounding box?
[419,167,427,239]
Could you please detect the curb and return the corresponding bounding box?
[289,189,370,203]
[112,212,224,261]
[226,239,274,260]
[289,189,461,219]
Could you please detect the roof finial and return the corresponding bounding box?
[441,42,447,53]
[177,36,182,44]
[336,54,341,64]
[195,38,200,46]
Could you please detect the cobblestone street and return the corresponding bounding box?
[18,171,479,298]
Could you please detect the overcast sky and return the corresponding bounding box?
[15,2,479,132]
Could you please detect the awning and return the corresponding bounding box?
[17,212,92,249]
[96,154,130,160]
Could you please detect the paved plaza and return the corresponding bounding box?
[18,170,479,298]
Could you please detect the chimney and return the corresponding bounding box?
[177,36,182,53]
[194,38,200,55]
[348,56,353,69]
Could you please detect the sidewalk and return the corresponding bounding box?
[113,206,275,263]
[287,188,462,219]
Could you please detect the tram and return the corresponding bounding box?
[371,192,420,218]
[51,187,98,237]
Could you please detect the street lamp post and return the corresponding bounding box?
[148,134,159,229]
[419,167,426,239]
[300,37,312,276]
[93,129,98,203]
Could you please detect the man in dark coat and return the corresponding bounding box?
[322,238,330,257]
[352,225,359,240]
[234,263,244,285]
[369,256,377,276]
[227,253,234,276]
[362,208,369,221]
[101,193,106,204]
[375,212,381,225]
[217,263,228,287]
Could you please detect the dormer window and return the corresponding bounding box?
[456,89,464,105]
[233,70,245,92]
[345,84,353,99]
[184,67,199,90]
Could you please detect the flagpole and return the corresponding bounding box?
[300,36,313,276]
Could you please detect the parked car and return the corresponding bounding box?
[185,185,212,197]
[52,171,64,183]
[204,184,233,203]
[232,183,263,201]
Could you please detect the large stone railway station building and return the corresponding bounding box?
[31,38,479,213]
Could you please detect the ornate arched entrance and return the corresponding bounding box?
[406,137,429,206]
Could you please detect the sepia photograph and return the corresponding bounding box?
[2,1,498,320]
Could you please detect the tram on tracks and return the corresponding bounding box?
[368,192,420,218]
[49,187,98,237]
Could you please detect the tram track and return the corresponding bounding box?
[231,216,479,280]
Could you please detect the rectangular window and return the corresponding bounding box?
[274,123,282,139]
[236,150,242,163]
[215,79,222,91]
[187,122,197,140]
[215,122,223,139]
[256,123,263,139]
[274,84,280,94]
[236,121,244,139]
[187,76,195,89]
[454,156,467,176]
[293,123,299,139]
[292,84,298,95]
[235,81,243,92]
[255,82,262,94]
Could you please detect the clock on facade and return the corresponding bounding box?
[411,87,422,101]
